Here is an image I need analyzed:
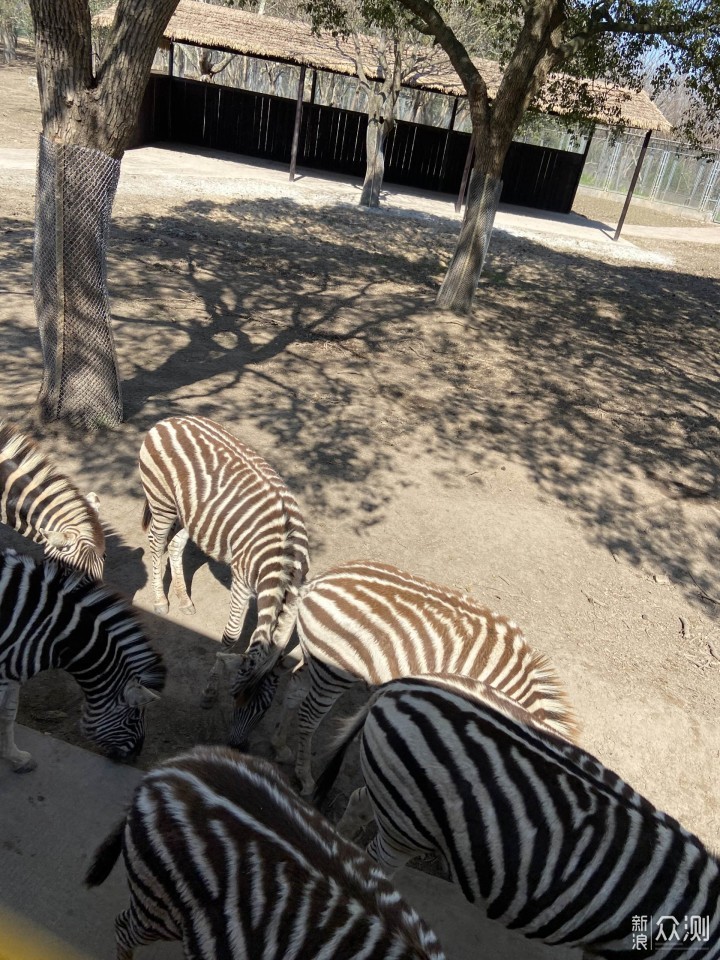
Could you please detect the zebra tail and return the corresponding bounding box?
[313,691,380,809]
[85,818,126,887]
[234,642,286,708]
[141,499,152,532]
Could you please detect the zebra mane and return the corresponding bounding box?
[17,551,167,693]
[0,419,105,551]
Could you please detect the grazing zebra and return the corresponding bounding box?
[139,415,309,710]
[0,419,105,579]
[222,560,576,794]
[85,745,446,960]
[314,677,720,959]
[0,549,165,772]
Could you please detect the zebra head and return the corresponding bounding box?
[217,647,282,747]
[43,493,105,579]
[80,679,161,761]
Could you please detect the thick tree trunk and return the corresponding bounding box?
[1,19,17,63]
[29,0,179,429]
[436,167,502,314]
[359,119,389,208]
[34,136,123,428]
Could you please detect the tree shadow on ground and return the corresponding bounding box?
[1,193,719,617]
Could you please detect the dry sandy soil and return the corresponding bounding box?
[2,46,720,862]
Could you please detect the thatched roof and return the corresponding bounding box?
[94,0,670,131]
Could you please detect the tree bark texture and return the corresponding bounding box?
[360,119,389,207]
[29,0,179,429]
[1,19,17,63]
[34,135,123,429]
[436,169,502,314]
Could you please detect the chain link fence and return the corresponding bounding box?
[581,127,720,222]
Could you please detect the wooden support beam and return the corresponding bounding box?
[168,43,174,139]
[614,128,652,241]
[289,64,307,182]
[437,97,459,192]
[310,69,317,105]
[456,136,474,213]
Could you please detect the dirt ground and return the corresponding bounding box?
[2,46,720,861]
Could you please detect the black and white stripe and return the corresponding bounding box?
[85,745,446,960]
[0,419,105,579]
[0,549,165,772]
[139,415,309,713]
[316,677,720,959]
[230,560,576,794]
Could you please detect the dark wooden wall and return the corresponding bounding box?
[136,74,585,213]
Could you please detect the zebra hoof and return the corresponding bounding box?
[179,602,196,616]
[273,745,294,764]
[200,688,218,710]
[12,753,37,773]
[153,601,169,616]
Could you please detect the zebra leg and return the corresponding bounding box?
[114,904,166,960]
[221,574,252,648]
[0,680,36,773]
[270,662,310,763]
[167,526,195,615]
[200,576,252,708]
[145,508,177,615]
[295,676,351,796]
[337,786,374,840]
[366,829,413,876]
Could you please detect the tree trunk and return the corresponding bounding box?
[29,0,179,430]
[1,19,17,64]
[436,166,503,314]
[34,136,123,428]
[359,119,388,207]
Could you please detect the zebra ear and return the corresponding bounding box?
[86,492,100,516]
[216,652,245,673]
[44,528,78,548]
[123,679,161,708]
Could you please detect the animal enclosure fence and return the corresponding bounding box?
[581,127,720,222]
[135,74,587,213]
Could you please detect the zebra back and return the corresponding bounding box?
[88,746,446,960]
[296,560,576,740]
[344,678,720,958]
[0,419,105,579]
[139,415,309,643]
[0,549,165,760]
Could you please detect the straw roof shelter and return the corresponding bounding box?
[94,0,670,133]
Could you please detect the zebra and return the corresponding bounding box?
[0,549,165,772]
[85,745,447,960]
[0,419,105,579]
[219,560,576,794]
[314,676,720,959]
[138,415,309,711]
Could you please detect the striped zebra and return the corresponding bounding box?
[0,419,105,579]
[139,415,309,712]
[314,677,720,959]
[0,549,165,772]
[85,745,446,960]
[221,560,576,794]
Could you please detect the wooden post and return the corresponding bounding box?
[167,43,174,139]
[614,128,652,241]
[310,69,317,105]
[456,135,474,213]
[568,122,595,212]
[289,64,307,182]
[437,97,459,191]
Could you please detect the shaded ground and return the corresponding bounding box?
[2,49,720,865]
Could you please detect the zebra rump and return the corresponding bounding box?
[316,677,720,959]
[256,559,576,795]
[86,746,446,960]
[0,419,105,579]
[0,550,165,768]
